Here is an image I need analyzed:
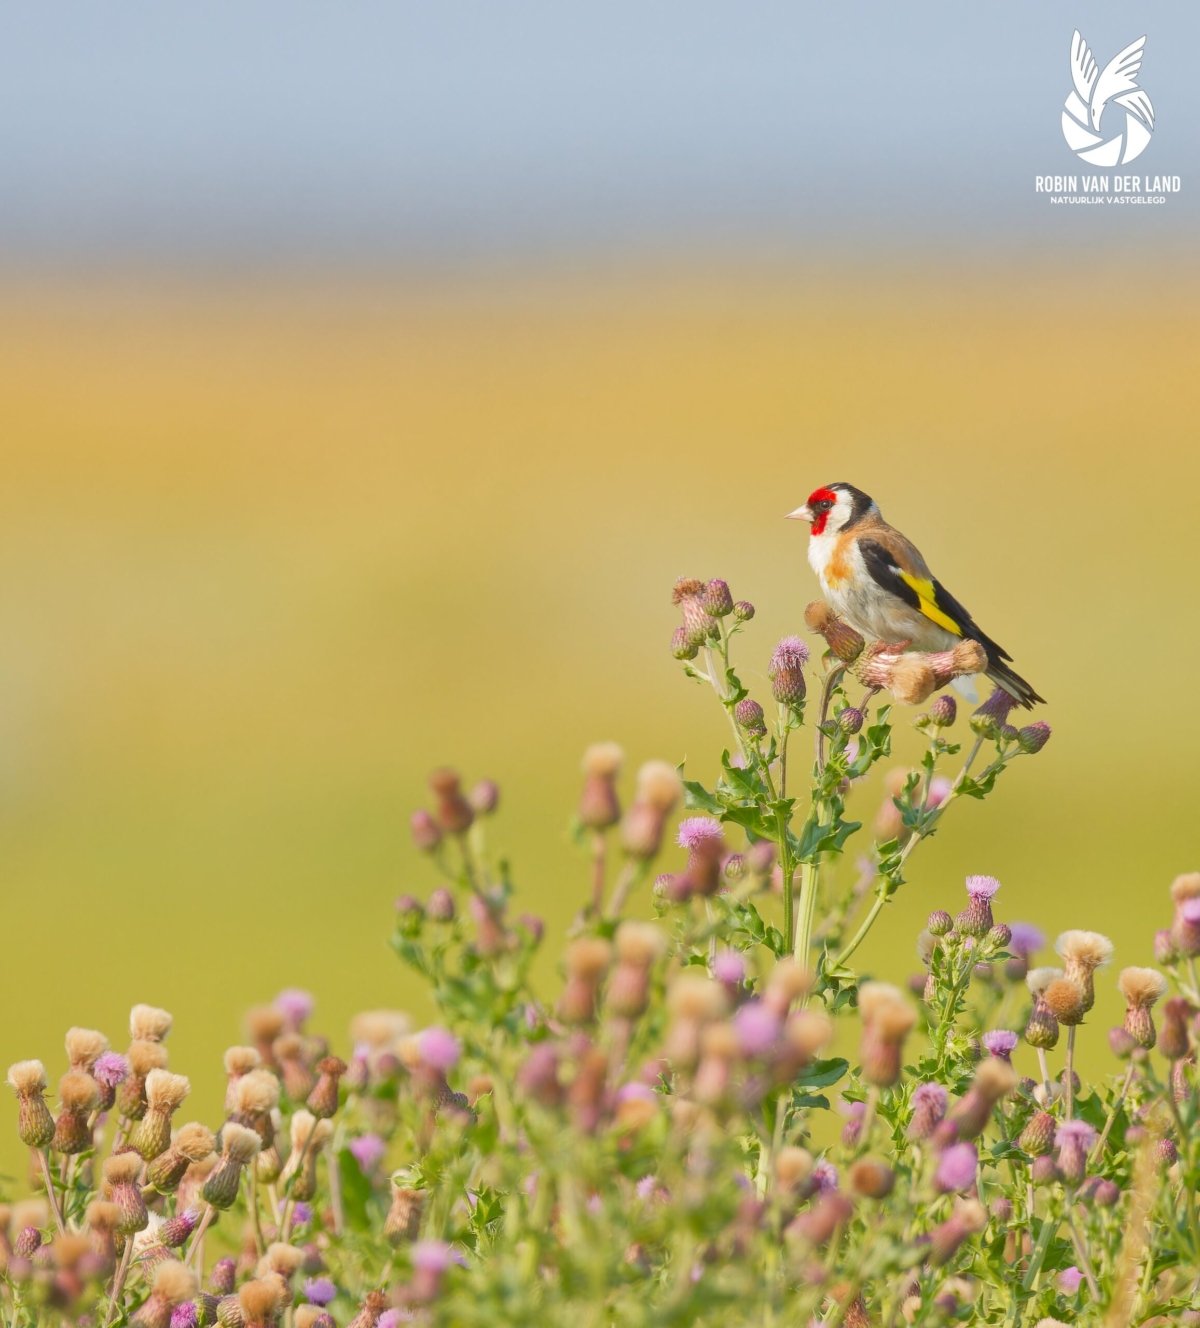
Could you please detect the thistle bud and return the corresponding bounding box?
[929,694,956,727]
[769,637,809,706]
[426,887,455,923]
[702,579,734,617]
[1170,875,1200,957]
[787,1192,854,1247]
[927,910,952,937]
[468,779,499,815]
[838,707,864,736]
[1155,928,1178,965]
[1160,997,1193,1061]
[216,1296,245,1327]
[409,810,441,853]
[159,1208,202,1249]
[306,1057,347,1119]
[51,1070,100,1155]
[858,983,916,1088]
[928,1202,986,1266]
[732,600,755,622]
[1055,1121,1095,1186]
[578,743,623,830]
[558,938,612,1025]
[147,1124,215,1193]
[13,1226,41,1259]
[1017,722,1051,754]
[428,768,473,836]
[274,1033,315,1103]
[618,760,682,860]
[734,698,767,738]
[1019,1110,1055,1157]
[6,1061,56,1149]
[948,1059,1016,1140]
[671,626,699,660]
[608,923,666,1019]
[849,1158,895,1200]
[970,687,1017,736]
[907,1083,948,1141]
[1155,1137,1178,1167]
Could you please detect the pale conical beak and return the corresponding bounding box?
[786,505,813,522]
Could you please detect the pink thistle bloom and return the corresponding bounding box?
[965,875,1001,902]
[677,817,724,851]
[274,987,316,1027]
[349,1133,387,1172]
[1008,923,1044,958]
[732,1001,781,1057]
[770,636,810,670]
[1056,1266,1084,1294]
[411,1240,455,1274]
[935,1142,977,1193]
[925,776,953,809]
[418,1027,462,1073]
[711,949,746,985]
[1181,898,1200,925]
[811,1160,839,1193]
[1055,1120,1096,1148]
[92,1051,130,1089]
[982,1030,1018,1060]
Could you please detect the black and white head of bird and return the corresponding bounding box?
[786,483,878,538]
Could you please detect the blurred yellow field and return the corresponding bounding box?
[1,263,1197,1179]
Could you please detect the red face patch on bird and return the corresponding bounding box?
[805,487,839,536]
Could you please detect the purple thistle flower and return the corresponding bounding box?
[92,1051,130,1089]
[412,1240,455,1274]
[292,1202,312,1227]
[275,987,316,1027]
[811,1160,839,1193]
[935,1142,977,1193]
[170,1308,198,1328]
[771,636,810,670]
[1181,898,1200,925]
[711,948,746,985]
[418,1027,461,1073]
[925,776,953,810]
[965,875,1001,902]
[1055,1120,1096,1147]
[1056,1266,1084,1294]
[677,817,724,851]
[732,1001,782,1058]
[349,1132,387,1173]
[982,1030,1018,1061]
[635,1174,660,1201]
[379,1312,415,1328]
[1008,923,1045,959]
[303,1277,338,1306]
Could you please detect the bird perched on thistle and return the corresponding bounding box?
[788,483,1043,707]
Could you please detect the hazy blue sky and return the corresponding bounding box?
[3,2,1197,267]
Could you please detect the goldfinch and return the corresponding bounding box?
[787,483,1043,708]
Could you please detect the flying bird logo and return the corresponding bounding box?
[1062,30,1154,167]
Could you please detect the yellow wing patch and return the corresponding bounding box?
[898,571,963,636]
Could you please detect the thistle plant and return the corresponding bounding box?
[3,575,1200,1326]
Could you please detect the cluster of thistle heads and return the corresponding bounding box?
[3,993,472,1325]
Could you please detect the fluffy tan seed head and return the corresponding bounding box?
[566,937,612,981]
[86,1200,119,1230]
[235,1069,281,1115]
[668,975,729,1022]
[634,760,683,812]
[144,1070,190,1111]
[103,1153,142,1186]
[348,1010,410,1047]
[6,1060,47,1095]
[1054,930,1114,973]
[130,1005,173,1043]
[128,1040,169,1077]
[889,656,937,706]
[858,982,909,1022]
[872,1003,917,1041]
[175,1123,215,1162]
[951,640,988,675]
[65,1028,109,1069]
[582,741,623,778]
[221,1122,263,1163]
[58,1070,101,1113]
[1118,967,1168,1009]
[1042,978,1087,1025]
[785,1010,834,1058]
[1025,967,1063,997]
[238,1279,285,1316]
[973,1057,1017,1103]
[615,921,666,967]
[152,1259,198,1301]
[1170,873,1200,903]
[246,1005,286,1044]
[287,1110,331,1150]
[766,959,813,1007]
[224,1046,262,1077]
[259,1241,305,1276]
